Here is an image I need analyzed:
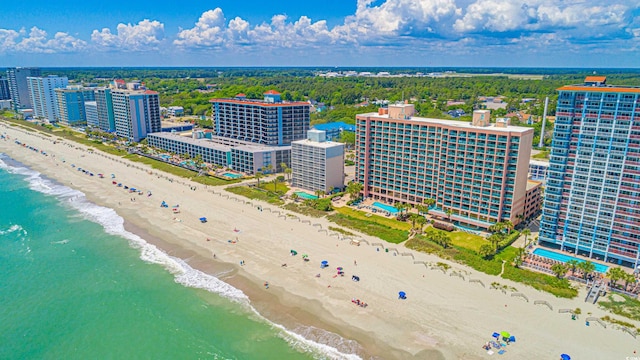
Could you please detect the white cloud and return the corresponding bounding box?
[10,27,86,53]
[0,29,21,53]
[454,0,631,35]
[174,8,226,47]
[92,19,164,51]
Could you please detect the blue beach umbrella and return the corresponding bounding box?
[398,291,406,298]
[560,355,570,360]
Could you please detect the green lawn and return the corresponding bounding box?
[123,154,238,186]
[599,294,640,322]
[448,231,487,252]
[532,150,549,159]
[225,186,284,205]
[334,206,412,231]
[327,212,409,244]
[282,202,328,218]
[257,181,289,194]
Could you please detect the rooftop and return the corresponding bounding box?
[558,76,640,94]
[292,138,345,149]
[357,112,533,134]
[210,98,309,107]
[148,132,290,153]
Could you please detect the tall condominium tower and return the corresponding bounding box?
[356,105,534,230]
[27,75,68,122]
[291,129,345,193]
[55,87,96,126]
[6,67,41,110]
[210,91,310,146]
[0,77,10,100]
[95,88,115,132]
[111,90,161,142]
[539,77,640,267]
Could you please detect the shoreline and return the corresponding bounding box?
[2,122,639,360]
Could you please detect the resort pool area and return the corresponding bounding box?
[295,191,318,200]
[372,201,399,214]
[160,155,171,160]
[533,248,610,273]
[222,172,242,179]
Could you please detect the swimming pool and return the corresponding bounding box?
[533,248,610,273]
[295,191,318,200]
[372,201,399,214]
[222,172,242,179]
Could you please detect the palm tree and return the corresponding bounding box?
[503,221,514,235]
[272,177,279,192]
[315,189,324,198]
[284,167,292,182]
[424,198,436,208]
[607,267,625,289]
[551,263,568,278]
[415,216,427,233]
[280,162,289,180]
[290,193,299,203]
[264,163,273,175]
[522,228,531,247]
[488,233,502,252]
[577,261,596,280]
[566,259,580,276]
[479,244,494,259]
[445,208,452,222]
[255,172,264,187]
[623,273,636,292]
[514,247,526,268]
[394,202,406,215]
[346,182,363,200]
[415,204,428,215]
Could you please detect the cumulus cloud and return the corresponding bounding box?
[92,19,164,51]
[4,27,87,53]
[453,0,630,35]
[174,8,226,47]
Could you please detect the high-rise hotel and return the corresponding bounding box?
[539,77,640,267]
[210,91,310,146]
[356,104,534,230]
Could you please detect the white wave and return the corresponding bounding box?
[51,239,70,245]
[3,157,362,360]
[0,224,25,236]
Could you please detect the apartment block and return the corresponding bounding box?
[147,132,290,174]
[27,75,68,122]
[55,87,96,126]
[95,88,115,132]
[291,129,345,193]
[6,67,40,110]
[84,101,98,128]
[0,77,10,100]
[539,77,640,267]
[356,105,534,230]
[111,90,161,142]
[210,91,310,146]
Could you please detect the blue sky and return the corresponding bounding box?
[1,0,640,68]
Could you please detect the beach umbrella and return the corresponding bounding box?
[500,331,510,339]
[560,354,571,360]
[492,332,500,338]
[199,217,207,221]
[337,267,343,271]
[399,291,406,298]
[302,254,308,258]
[290,250,297,255]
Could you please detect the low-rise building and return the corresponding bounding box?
[167,106,184,116]
[529,159,549,183]
[524,180,543,221]
[291,129,345,193]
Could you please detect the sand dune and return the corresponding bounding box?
[1,122,638,360]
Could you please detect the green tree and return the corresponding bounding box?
[445,208,452,222]
[488,233,502,252]
[346,182,363,200]
[607,267,626,289]
[566,259,580,276]
[424,198,436,208]
[577,261,596,280]
[551,263,568,278]
[255,172,264,187]
[521,228,531,247]
[272,177,279,192]
[290,192,299,202]
[479,244,494,259]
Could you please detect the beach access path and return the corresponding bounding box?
[1,122,638,360]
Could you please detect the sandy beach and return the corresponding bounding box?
[1,122,639,359]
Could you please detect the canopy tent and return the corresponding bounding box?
[321,260,329,268]
[199,217,207,223]
[290,250,298,256]
[398,291,407,299]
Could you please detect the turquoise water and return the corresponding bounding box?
[372,202,398,214]
[295,192,318,200]
[533,248,610,273]
[0,153,356,360]
[223,172,242,179]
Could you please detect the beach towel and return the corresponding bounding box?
[498,350,506,355]
[487,350,494,355]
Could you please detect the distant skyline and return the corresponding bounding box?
[1,0,640,68]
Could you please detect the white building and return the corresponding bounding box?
[111,90,161,142]
[529,159,549,183]
[84,101,99,128]
[27,75,69,122]
[167,106,184,116]
[291,129,345,193]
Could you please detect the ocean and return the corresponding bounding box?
[0,153,357,360]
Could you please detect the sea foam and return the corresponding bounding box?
[1,155,362,360]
